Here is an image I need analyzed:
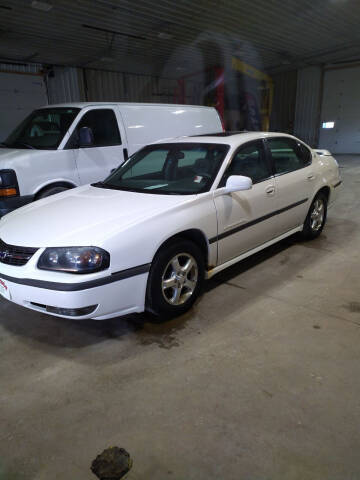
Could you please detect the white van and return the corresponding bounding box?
[0,102,223,216]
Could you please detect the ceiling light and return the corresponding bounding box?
[322,121,335,129]
[31,1,53,11]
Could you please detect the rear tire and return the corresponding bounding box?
[301,192,327,240]
[146,239,205,321]
[37,186,69,199]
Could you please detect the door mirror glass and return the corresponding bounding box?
[224,175,252,193]
[79,126,94,147]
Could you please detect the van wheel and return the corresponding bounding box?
[37,186,69,199]
[146,240,205,321]
[301,192,327,240]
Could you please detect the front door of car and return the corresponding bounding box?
[265,137,315,235]
[68,107,126,185]
[213,140,277,265]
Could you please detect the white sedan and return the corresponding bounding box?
[0,132,341,320]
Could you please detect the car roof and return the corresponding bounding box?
[155,131,303,147]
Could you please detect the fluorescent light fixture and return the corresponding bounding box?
[31,0,53,11]
[322,121,335,129]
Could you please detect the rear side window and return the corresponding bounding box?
[76,109,121,147]
[267,137,312,174]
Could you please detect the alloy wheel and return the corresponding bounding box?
[161,253,198,306]
[310,198,325,231]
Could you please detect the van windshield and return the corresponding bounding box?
[94,143,230,195]
[2,108,80,150]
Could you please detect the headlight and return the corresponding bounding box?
[38,247,110,274]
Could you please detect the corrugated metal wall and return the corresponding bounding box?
[47,66,84,104]
[45,67,178,105]
[270,70,297,133]
[293,66,323,147]
[83,69,177,104]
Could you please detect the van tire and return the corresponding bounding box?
[37,186,70,199]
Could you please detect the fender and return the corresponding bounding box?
[33,178,79,196]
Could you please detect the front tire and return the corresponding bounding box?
[146,239,205,320]
[301,192,327,240]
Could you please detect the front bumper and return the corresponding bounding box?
[0,194,34,218]
[0,267,149,320]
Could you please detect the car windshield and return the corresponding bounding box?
[2,107,80,150]
[95,142,230,195]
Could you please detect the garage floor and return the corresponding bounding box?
[1,155,360,480]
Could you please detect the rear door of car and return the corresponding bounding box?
[213,139,277,265]
[265,137,315,235]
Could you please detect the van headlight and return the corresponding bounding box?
[38,247,110,274]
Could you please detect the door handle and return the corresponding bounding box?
[307,174,315,180]
[265,185,275,195]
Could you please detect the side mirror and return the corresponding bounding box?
[224,175,252,193]
[78,126,94,147]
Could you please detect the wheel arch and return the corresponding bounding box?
[315,185,330,201]
[152,229,210,268]
[34,181,77,199]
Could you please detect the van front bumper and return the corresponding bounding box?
[0,267,149,320]
[0,195,34,218]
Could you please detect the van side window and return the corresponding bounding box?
[76,109,121,147]
[268,137,311,175]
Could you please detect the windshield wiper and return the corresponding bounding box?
[15,142,36,150]
[91,182,122,190]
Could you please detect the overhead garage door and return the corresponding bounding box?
[319,66,360,154]
[0,71,48,142]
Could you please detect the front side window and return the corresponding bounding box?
[75,109,121,147]
[268,137,312,175]
[95,143,230,195]
[219,140,271,187]
[3,108,80,150]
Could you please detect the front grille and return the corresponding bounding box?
[0,238,38,266]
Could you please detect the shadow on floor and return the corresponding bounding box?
[0,218,357,353]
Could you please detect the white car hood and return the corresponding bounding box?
[0,184,192,247]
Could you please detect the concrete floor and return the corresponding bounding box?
[1,155,360,480]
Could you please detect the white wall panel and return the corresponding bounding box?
[318,65,360,154]
[0,71,47,140]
